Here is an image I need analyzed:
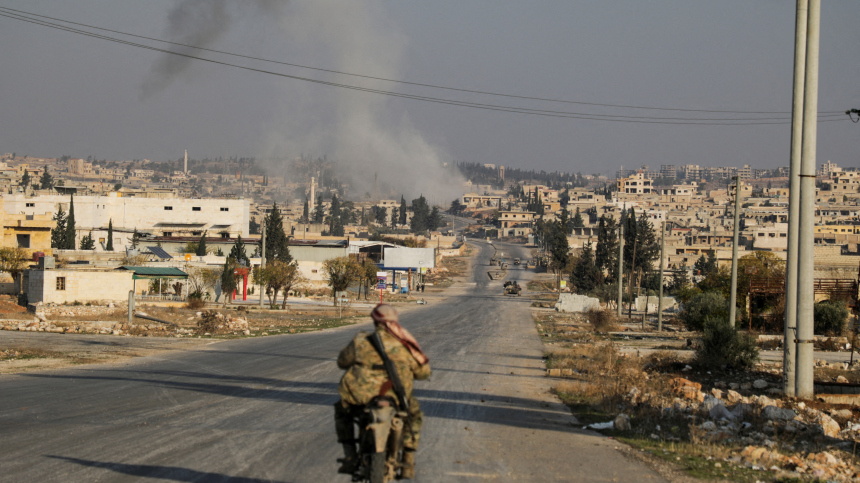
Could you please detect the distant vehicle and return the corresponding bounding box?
[513,258,521,266]
[503,281,522,296]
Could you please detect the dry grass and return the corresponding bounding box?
[584,308,619,333]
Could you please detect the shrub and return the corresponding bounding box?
[814,300,849,336]
[186,297,205,310]
[680,291,729,331]
[585,308,618,333]
[694,318,759,369]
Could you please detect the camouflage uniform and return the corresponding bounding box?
[334,326,431,450]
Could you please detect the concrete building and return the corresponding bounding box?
[1,193,250,248]
[0,198,53,257]
[660,165,677,180]
[617,171,654,194]
[26,268,133,305]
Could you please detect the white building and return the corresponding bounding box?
[2,192,250,249]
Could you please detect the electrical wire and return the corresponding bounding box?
[0,5,846,117]
[0,8,848,126]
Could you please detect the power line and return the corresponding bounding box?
[1,5,846,118]
[0,8,848,126]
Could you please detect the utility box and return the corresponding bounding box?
[38,256,55,270]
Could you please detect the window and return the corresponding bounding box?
[220,207,229,212]
[164,232,173,237]
[25,203,34,207]
[164,206,173,210]
[192,207,201,211]
[56,277,66,291]
[16,234,30,248]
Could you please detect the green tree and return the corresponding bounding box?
[410,195,430,233]
[571,207,585,228]
[254,260,303,308]
[570,240,600,293]
[313,195,325,223]
[220,258,237,304]
[398,196,408,225]
[694,251,718,278]
[329,195,344,236]
[302,198,309,223]
[814,300,849,335]
[0,246,28,293]
[322,256,362,305]
[131,228,142,249]
[51,204,67,249]
[40,166,54,190]
[80,230,95,250]
[680,291,729,331]
[429,207,442,231]
[265,203,293,264]
[229,236,249,267]
[19,171,30,189]
[64,195,76,249]
[106,219,114,251]
[196,231,208,256]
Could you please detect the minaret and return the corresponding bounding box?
[184,150,188,174]
[310,177,316,212]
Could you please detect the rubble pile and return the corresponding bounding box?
[736,446,856,480]
[607,373,860,480]
[39,303,124,317]
[196,311,251,336]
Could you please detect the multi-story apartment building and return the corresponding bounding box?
[617,171,654,194]
[1,193,250,246]
[660,165,677,180]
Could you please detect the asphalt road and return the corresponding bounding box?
[0,242,665,482]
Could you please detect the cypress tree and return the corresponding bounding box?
[398,196,407,226]
[229,236,249,266]
[64,195,76,249]
[51,205,67,249]
[106,219,114,251]
[220,258,236,304]
[329,195,341,233]
[572,207,584,228]
[313,195,325,223]
[265,203,292,264]
[196,231,208,256]
[302,198,309,223]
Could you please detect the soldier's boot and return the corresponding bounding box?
[337,442,358,474]
[399,450,416,479]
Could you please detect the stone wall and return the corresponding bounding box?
[555,293,600,313]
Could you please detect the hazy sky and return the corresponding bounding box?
[1,0,858,180]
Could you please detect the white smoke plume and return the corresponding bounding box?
[149,0,466,204]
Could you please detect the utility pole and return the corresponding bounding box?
[784,0,809,398]
[796,0,821,399]
[657,220,666,332]
[258,217,266,308]
[616,218,624,317]
[729,176,743,327]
